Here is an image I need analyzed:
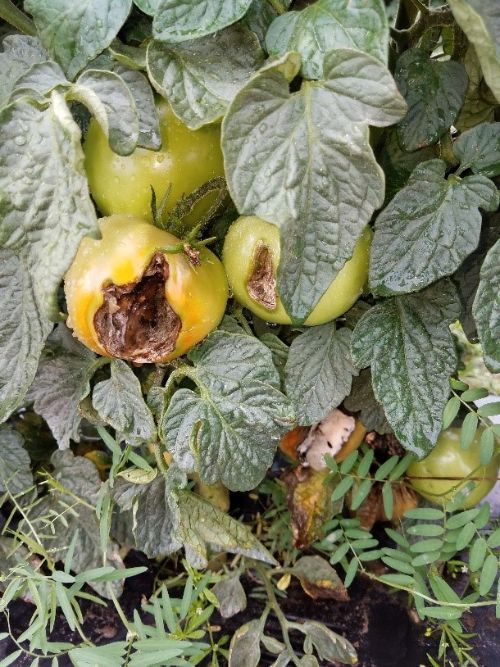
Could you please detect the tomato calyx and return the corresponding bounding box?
[150,177,227,235]
[94,252,181,363]
[156,234,217,267]
[150,179,225,265]
[247,242,277,310]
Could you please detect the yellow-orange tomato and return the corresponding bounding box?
[84,101,225,228]
[64,215,228,363]
[222,216,372,325]
[279,419,367,463]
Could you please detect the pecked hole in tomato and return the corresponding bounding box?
[93,252,181,363]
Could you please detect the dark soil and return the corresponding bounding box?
[2,485,500,665]
[1,549,499,666]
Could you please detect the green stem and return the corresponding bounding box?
[153,441,168,474]
[107,582,136,635]
[157,242,185,255]
[162,366,188,404]
[6,486,43,550]
[407,0,430,15]
[392,5,454,50]
[0,0,36,35]
[123,637,135,667]
[5,611,86,660]
[231,306,254,336]
[157,237,217,256]
[268,0,286,15]
[436,133,459,167]
[256,564,301,666]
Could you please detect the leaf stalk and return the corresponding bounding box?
[0,0,36,35]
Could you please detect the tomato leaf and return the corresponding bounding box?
[116,473,275,565]
[213,575,247,619]
[351,281,459,456]
[0,94,97,422]
[8,60,68,104]
[25,0,133,80]
[453,212,500,342]
[28,325,97,449]
[395,49,468,151]
[133,0,159,15]
[228,619,262,667]
[223,50,406,322]
[0,35,48,108]
[344,369,391,433]
[175,489,276,568]
[0,96,97,321]
[147,24,264,129]
[113,65,161,150]
[378,129,436,203]
[370,160,498,295]
[454,122,500,178]
[285,324,358,424]
[448,0,500,103]
[298,621,357,664]
[76,55,160,151]
[473,238,500,371]
[0,250,52,423]
[243,0,293,46]
[456,48,497,133]
[291,555,349,601]
[126,474,182,558]
[259,333,289,388]
[0,426,33,496]
[69,69,139,155]
[152,0,253,43]
[162,323,294,490]
[93,360,156,446]
[265,0,388,79]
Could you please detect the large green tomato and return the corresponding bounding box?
[222,215,371,325]
[407,427,499,509]
[84,100,224,228]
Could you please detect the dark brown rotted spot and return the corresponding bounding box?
[246,242,277,310]
[94,253,181,363]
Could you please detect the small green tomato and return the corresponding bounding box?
[222,215,371,325]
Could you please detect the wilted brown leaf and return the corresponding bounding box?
[291,555,349,601]
[283,466,340,548]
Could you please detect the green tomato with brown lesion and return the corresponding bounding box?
[407,426,499,509]
[222,215,372,325]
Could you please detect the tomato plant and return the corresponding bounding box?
[223,215,372,324]
[0,0,499,665]
[407,426,499,509]
[65,215,228,363]
[84,99,225,228]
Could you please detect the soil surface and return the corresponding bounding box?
[2,486,500,665]
[1,550,499,666]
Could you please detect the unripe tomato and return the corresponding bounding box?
[64,215,228,363]
[222,216,371,325]
[84,101,225,228]
[407,427,499,509]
